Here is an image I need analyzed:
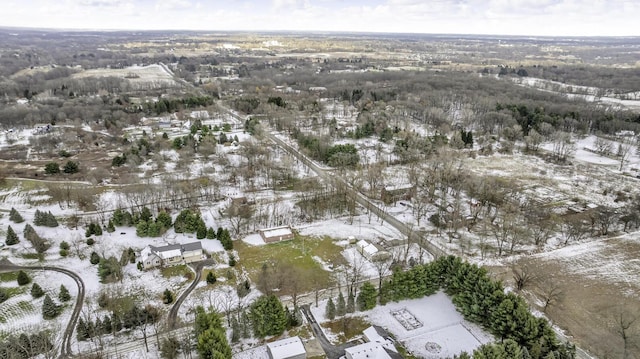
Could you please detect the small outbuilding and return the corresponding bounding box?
[259,226,294,243]
[266,336,306,359]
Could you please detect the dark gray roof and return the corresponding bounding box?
[182,242,203,251]
[151,242,202,253]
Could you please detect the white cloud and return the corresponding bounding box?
[155,0,192,11]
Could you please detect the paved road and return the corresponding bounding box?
[167,259,213,330]
[300,305,356,359]
[0,262,85,359]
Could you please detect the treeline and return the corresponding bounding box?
[76,304,160,341]
[365,256,576,359]
[138,96,213,115]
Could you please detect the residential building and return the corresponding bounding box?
[266,336,306,359]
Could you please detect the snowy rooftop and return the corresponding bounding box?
[260,226,293,238]
[266,336,305,359]
[344,342,392,359]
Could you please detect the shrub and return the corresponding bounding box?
[17,270,31,286]
[63,161,79,174]
[44,162,60,174]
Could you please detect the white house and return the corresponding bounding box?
[345,326,398,359]
[140,242,204,269]
[266,336,306,359]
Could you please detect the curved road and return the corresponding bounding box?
[0,263,85,359]
[167,259,213,330]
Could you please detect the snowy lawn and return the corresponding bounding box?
[310,291,493,358]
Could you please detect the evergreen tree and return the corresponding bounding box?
[206,227,216,239]
[357,282,377,311]
[336,292,346,316]
[102,315,112,334]
[31,283,45,298]
[59,285,71,302]
[228,255,236,267]
[140,207,153,222]
[346,291,355,313]
[112,312,123,332]
[156,211,172,229]
[325,298,336,320]
[106,219,116,233]
[196,222,207,239]
[76,318,90,341]
[90,251,100,265]
[220,229,233,250]
[42,294,61,319]
[249,295,287,338]
[63,160,79,174]
[17,270,30,285]
[136,220,149,237]
[163,289,174,304]
[9,207,24,223]
[206,271,217,285]
[5,225,19,245]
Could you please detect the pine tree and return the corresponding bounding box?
[59,285,71,302]
[5,225,19,245]
[107,219,115,233]
[31,283,45,298]
[325,298,336,320]
[346,291,355,313]
[357,282,377,311]
[336,292,346,316]
[206,271,217,285]
[250,295,287,338]
[76,318,90,341]
[196,222,207,239]
[163,289,174,304]
[90,252,100,265]
[102,315,112,334]
[9,207,24,223]
[42,294,60,319]
[206,227,216,239]
[17,270,30,285]
[156,211,172,229]
[228,255,236,267]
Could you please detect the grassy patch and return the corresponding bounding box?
[0,272,18,282]
[321,316,370,342]
[235,235,345,294]
[16,301,34,312]
[5,286,27,297]
[287,325,312,340]
[20,253,44,261]
[161,265,193,280]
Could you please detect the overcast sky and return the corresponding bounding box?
[1,0,638,36]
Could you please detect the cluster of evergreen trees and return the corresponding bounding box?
[85,222,103,237]
[0,332,53,359]
[325,291,356,320]
[33,210,59,227]
[23,224,50,253]
[348,256,576,359]
[77,304,159,341]
[194,306,232,359]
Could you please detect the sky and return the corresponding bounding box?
[0,0,638,37]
